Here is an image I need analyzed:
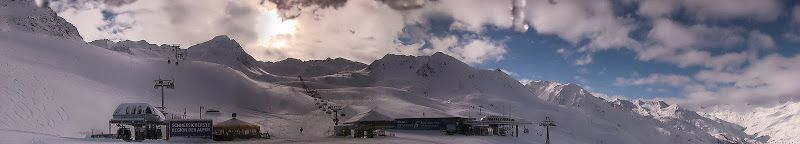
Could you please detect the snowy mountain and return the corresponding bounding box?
[293,53,760,143]
[0,0,81,40]
[0,1,315,138]
[0,1,784,143]
[88,39,177,57]
[1,30,325,133]
[185,35,265,76]
[89,36,289,82]
[261,58,367,78]
[704,101,800,143]
[524,80,760,143]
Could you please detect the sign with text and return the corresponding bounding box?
[169,119,213,139]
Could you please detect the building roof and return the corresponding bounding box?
[214,118,259,129]
[110,103,165,123]
[344,109,393,124]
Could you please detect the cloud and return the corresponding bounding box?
[425,35,508,64]
[794,5,800,24]
[259,0,515,63]
[52,0,800,109]
[376,0,428,11]
[614,73,692,87]
[636,0,676,18]
[574,54,592,65]
[51,0,264,58]
[614,54,800,109]
[524,0,638,51]
[511,0,528,32]
[634,18,751,70]
[266,0,347,19]
[635,0,782,22]
[784,6,800,43]
[513,0,782,75]
[52,0,512,64]
[681,54,800,107]
[748,30,776,50]
[645,18,745,50]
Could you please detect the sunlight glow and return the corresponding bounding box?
[256,7,297,49]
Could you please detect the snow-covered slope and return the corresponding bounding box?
[704,101,800,143]
[88,39,176,58]
[90,36,293,83]
[92,36,269,76]
[0,1,316,137]
[0,0,81,40]
[186,35,265,76]
[289,53,755,144]
[525,80,760,143]
[0,31,319,137]
[262,58,367,77]
[0,1,774,143]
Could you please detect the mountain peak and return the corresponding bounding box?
[0,0,83,40]
[186,35,260,75]
[211,35,232,41]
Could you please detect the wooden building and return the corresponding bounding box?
[212,113,261,141]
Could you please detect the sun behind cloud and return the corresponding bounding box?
[256,6,297,49]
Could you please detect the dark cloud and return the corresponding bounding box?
[162,0,189,24]
[100,0,136,7]
[376,0,431,11]
[511,0,527,32]
[267,0,347,19]
[47,0,137,7]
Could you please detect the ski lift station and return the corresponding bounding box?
[108,103,166,141]
[105,103,268,141]
[336,110,533,138]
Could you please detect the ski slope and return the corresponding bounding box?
[525,80,759,143]
[0,0,777,143]
[704,101,800,143]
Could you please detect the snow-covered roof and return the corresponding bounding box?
[111,103,165,123]
[344,110,393,124]
[214,118,259,129]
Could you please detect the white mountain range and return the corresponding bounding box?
[0,0,795,143]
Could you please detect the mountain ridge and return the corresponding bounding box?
[0,0,82,40]
[524,80,759,143]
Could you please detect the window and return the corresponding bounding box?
[146,107,152,114]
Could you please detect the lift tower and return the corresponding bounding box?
[539,116,557,144]
[154,77,174,113]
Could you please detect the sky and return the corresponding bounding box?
[45,0,800,109]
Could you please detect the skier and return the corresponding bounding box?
[300,127,304,135]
